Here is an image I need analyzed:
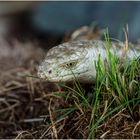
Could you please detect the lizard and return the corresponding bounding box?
[37,39,140,83]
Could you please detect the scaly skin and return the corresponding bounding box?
[38,40,140,83]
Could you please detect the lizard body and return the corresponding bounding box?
[38,40,140,83]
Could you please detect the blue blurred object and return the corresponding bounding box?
[32,1,140,42]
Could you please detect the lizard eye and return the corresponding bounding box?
[61,61,78,69]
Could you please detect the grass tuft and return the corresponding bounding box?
[51,28,140,138]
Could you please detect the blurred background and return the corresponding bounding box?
[1,1,140,43]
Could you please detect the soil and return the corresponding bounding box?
[0,25,140,139]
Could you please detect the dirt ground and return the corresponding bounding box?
[0,27,140,139]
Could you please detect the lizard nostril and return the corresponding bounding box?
[48,70,52,74]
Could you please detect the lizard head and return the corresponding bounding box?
[38,40,97,83]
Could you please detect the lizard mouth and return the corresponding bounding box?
[50,70,89,82]
[38,67,89,82]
